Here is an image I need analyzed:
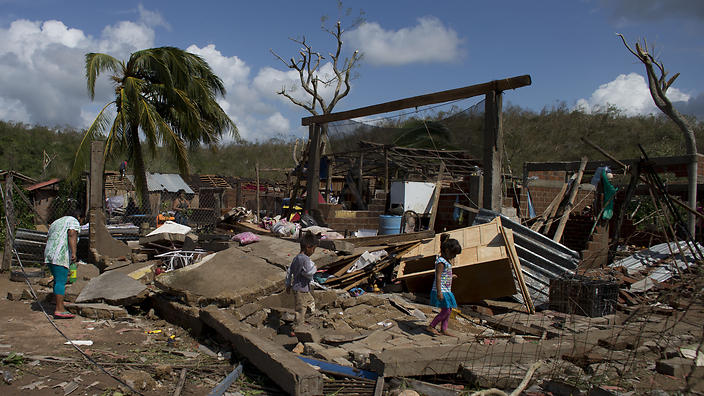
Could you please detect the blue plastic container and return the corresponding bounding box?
[379,215,402,235]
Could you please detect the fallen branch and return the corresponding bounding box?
[470,361,542,396]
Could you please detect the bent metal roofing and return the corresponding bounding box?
[128,173,194,194]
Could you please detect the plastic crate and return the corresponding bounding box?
[549,275,618,317]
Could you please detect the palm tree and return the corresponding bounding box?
[73,47,237,211]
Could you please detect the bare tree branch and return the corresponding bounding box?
[271,17,361,117]
[618,33,698,234]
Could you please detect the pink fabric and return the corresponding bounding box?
[232,232,260,245]
[430,308,452,332]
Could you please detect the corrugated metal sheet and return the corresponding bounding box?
[610,241,702,292]
[128,173,194,194]
[473,209,580,307]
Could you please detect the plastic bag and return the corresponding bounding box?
[272,219,299,238]
[231,232,260,245]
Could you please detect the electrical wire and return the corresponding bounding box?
[0,183,143,396]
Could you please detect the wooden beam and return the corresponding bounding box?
[553,157,588,243]
[2,173,15,271]
[428,163,445,231]
[302,75,531,126]
[12,183,49,227]
[89,141,104,210]
[482,90,503,211]
[305,124,322,211]
[255,162,260,222]
[343,230,434,247]
[453,202,479,213]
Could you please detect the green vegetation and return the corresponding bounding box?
[1,105,702,183]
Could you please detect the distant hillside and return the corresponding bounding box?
[1,105,701,181]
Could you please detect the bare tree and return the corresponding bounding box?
[618,33,698,235]
[271,20,362,117]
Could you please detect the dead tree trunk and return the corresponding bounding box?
[619,34,698,235]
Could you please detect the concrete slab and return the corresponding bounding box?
[369,339,570,377]
[200,306,323,396]
[233,235,334,268]
[75,270,148,306]
[150,295,204,337]
[155,246,286,307]
[64,302,128,320]
[90,210,131,259]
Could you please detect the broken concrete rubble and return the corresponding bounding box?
[155,245,285,307]
[200,306,324,395]
[75,270,148,305]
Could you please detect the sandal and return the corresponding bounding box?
[426,326,440,336]
[54,311,75,319]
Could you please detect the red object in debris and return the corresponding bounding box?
[155,267,165,276]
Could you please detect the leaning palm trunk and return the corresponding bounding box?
[71,47,237,210]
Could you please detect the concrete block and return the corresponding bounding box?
[294,326,321,343]
[656,357,703,377]
[303,343,348,362]
[233,302,261,321]
[200,306,323,395]
[150,295,203,337]
[244,310,268,327]
[312,290,339,310]
[65,302,128,320]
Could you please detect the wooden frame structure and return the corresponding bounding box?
[301,75,532,212]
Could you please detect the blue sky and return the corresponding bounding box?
[0,0,702,142]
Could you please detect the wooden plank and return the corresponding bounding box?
[343,230,434,247]
[553,157,587,243]
[306,124,321,211]
[302,75,531,125]
[453,202,479,214]
[501,227,535,314]
[173,368,187,396]
[374,376,385,396]
[427,163,445,232]
[530,182,567,232]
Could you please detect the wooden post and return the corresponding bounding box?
[611,164,640,258]
[2,173,15,271]
[89,141,104,254]
[305,124,321,211]
[255,161,260,222]
[428,163,445,232]
[358,152,364,199]
[89,141,104,210]
[384,148,390,194]
[553,157,588,243]
[325,158,333,203]
[482,90,503,212]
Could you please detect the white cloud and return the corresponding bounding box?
[0,16,155,128]
[0,11,302,143]
[138,4,171,30]
[186,44,297,141]
[575,73,690,116]
[346,16,464,66]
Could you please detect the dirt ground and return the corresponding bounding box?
[0,271,250,396]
